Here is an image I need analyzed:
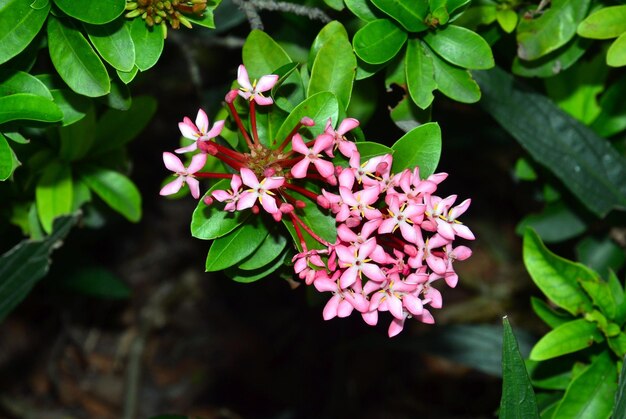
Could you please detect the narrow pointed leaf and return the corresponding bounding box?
[239,228,287,271]
[529,319,600,361]
[226,250,287,283]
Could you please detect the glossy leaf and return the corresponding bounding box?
[308,21,348,70]
[186,3,218,29]
[36,162,73,234]
[129,19,164,72]
[431,51,480,103]
[405,39,437,110]
[390,122,441,176]
[517,0,591,61]
[239,228,287,271]
[275,92,338,145]
[353,19,407,65]
[308,26,356,109]
[50,88,92,126]
[0,93,63,124]
[227,250,287,283]
[53,0,125,24]
[79,165,142,222]
[609,333,626,358]
[577,5,626,40]
[345,0,379,21]
[355,142,393,162]
[205,221,269,272]
[474,66,626,217]
[242,30,292,80]
[578,274,618,321]
[500,317,540,419]
[531,297,573,329]
[117,66,139,84]
[515,202,586,243]
[615,356,626,419]
[0,70,52,99]
[191,180,250,240]
[85,19,135,72]
[512,37,590,78]
[529,319,600,361]
[47,17,110,97]
[0,133,20,181]
[496,9,518,33]
[0,215,76,322]
[552,351,617,419]
[91,96,157,155]
[424,25,494,70]
[58,267,131,299]
[608,33,626,67]
[370,0,428,32]
[523,229,593,316]
[0,0,50,64]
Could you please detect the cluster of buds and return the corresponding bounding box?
[160,65,474,337]
[125,0,207,34]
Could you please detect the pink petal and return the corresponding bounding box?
[314,277,337,293]
[260,194,279,214]
[313,159,335,179]
[387,295,404,319]
[388,317,406,337]
[361,263,386,281]
[179,121,199,140]
[291,133,309,155]
[211,190,231,202]
[453,224,475,240]
[231,174,242,191]
[263,176,285,190]
[337,118,359,135]
[291,159,310,179]
[323,295,340,320]
[449,198,471,220]
[339,267,358,289]
[403,294,424,316]
[425,287,442,308]
[337,299,354,318]
[163,152,185,173]
[237,65,252,90]
[205,120,226,139]
[175,142,198,154]
[255,74,279,92]
[240,168,259,188]
[253,95,274,106]
[187,153,207,174]
[452,245,472,260]
[418,309,435,324]
[186,177,201,199]
[195,109,209,134]
[159,176,184,196]
[236,191,256,210]
[362,310,378,326]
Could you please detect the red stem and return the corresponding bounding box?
[226,101,253,150]
[249,100,260,146]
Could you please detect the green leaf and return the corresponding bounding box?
[239,228,287,271]
[191,180,250,240]
[58,266,131,299]
[496,9,518,33]
[430,50,480,103]
[474,66,626,217]
[514,157,537,181]
[517,0,591,61]
[129,19,164,72]
[452,5,497,30]
[0,93,63,124]
[370,0,428,32]
[523,229,593,316]
[272,65,304,113]
[592,74,626,137]
[577,5,626,40]
[515,202,586,243]
[0,215,77,322]
[100,77,132,111]
[91,96,157,155]
[186,1,219,29]
[424,25,494,70]
[0,133,20,181]
[35,161,73,234]
[390,95,432,132]
[578,274,619,322]
[608,33,626,67]
[308,27,356,109]
[0,0,50,64]
[529,319,601,361]
[205,221,269,272]
[531,296,574,329]
[500,317,540,419]
[116,66,139,84]
[58,106,96,161]
[353,19,408,65]
[50,88,92,126]
[512,37,590,78]
[274,92,338,145]
[552,351,617,419]
[355,142,394,162]
[242,30,292,80]
[0,70,53,99]
[226,250,288,283]
[405,39,437,110]
[85,19,135,72]
[53,0,124,24]
[323,0,344,11]
[609,333,626,358]
[615,355,626,419]
[577,236,626,280]
[308,21,347,71]
[79,165,142,222]
[47,16,110,97]
[390,122,440,176]
[345,0,380,21]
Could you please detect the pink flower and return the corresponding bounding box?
[335,238,387,289]
[322,118,359,158]
[290,133,335,179]
[237,168,285,214]
[160,152,206,199]
[211,174,243,212]
[237,65,279,106]
[176,109,225,153]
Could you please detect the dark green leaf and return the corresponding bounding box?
[226,250,287,283]
[242,30,292,80]
[355,142,394,162]
[592,74,626,137]
[527,358,573,390]
[512,37,590,78]
[100,77,132,111]
[59,106,96,161]
[0,0,50,64]
[474,66,626,217]
[79,165,142,222]
[274,92,338,145]
[205,220,269,272]
[58,266,131,299]
[531,296,574,329]
[35,161,73,234]
[523,229,593,316]
[50,88,92,126]
[53,0,124,24]
[424,25,494,70]
[529,319,600,361]
[390,122,441,176]
[431,50,481,103]
[186,2,219,29]
[405,39,437,110]
[0,133,20,181]
[500,317,540,419]
[515,202,586,243]
[239,228,287,270]
[615,355,626,419]
[390,96,432,132]
[517,0,591,60]
[370,0,428,32]
[577,5,626,40]
[0,215,76,322]
[0,70,52,99]
[353,19,407,65]
[577,236,626,280]
[308,21,347,71]
[85,19,135,72]
[129,19,164,72]
[47,17,110,97]
[191,180,250,240]
[0,93,63,124]
[552,351,617,418]
[345,0,380,21]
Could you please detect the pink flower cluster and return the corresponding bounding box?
[160,64,474,337]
